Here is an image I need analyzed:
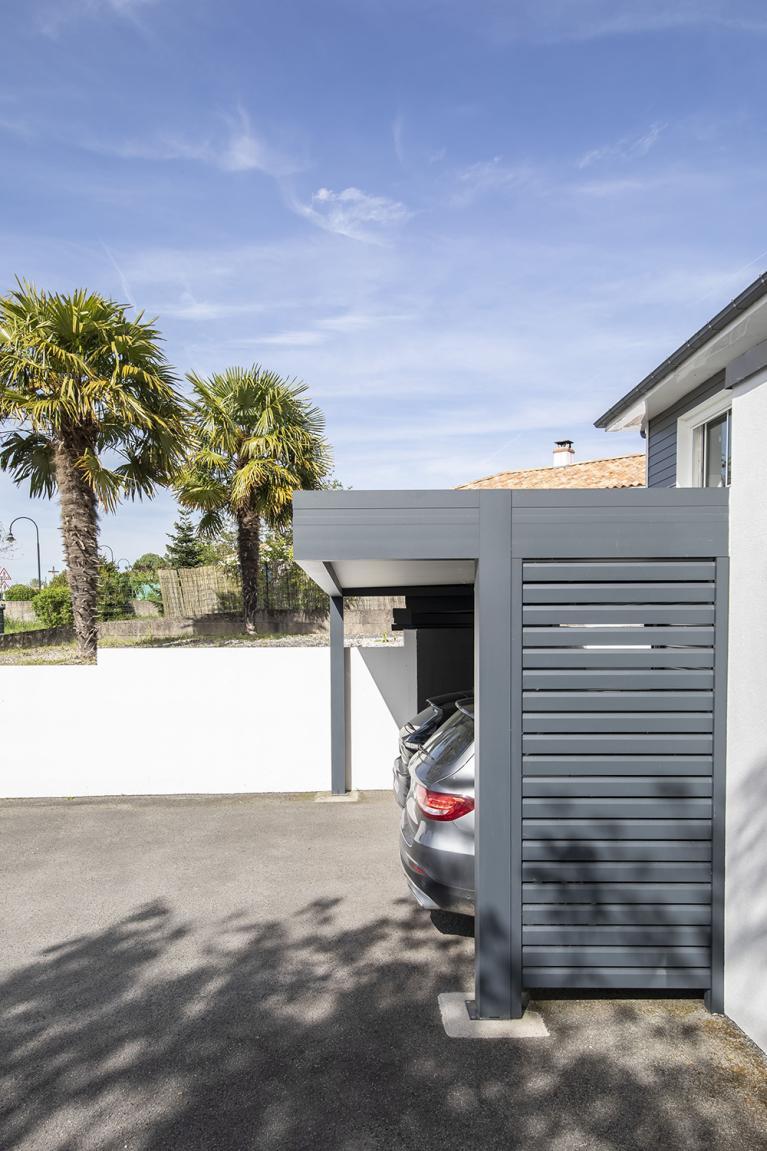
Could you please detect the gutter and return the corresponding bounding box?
[594,270,767,429]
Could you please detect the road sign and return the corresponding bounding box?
[0,567,11,592]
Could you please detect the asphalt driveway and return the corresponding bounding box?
[1,793,765,1151]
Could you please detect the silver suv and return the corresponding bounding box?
[397,698,475,915]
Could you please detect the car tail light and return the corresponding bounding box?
[415,783,474,822]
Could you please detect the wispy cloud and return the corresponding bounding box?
[452,157,540,205]
[100,241,136,308]
[93,107,301,177]
[482,0,767,43]
[38,0,161,38]
[578,122,667,169]
[289,186,412,242]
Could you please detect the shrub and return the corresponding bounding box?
[33,583,74,627]
[4,583,37,601]
[97,563,134,620]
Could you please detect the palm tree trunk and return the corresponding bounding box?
[54,436,99,660]
[236,504,260,633]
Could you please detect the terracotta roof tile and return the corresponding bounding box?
[458,453,646,491]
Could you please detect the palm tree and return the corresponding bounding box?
[0,283,187,658]
[177,365,331,632]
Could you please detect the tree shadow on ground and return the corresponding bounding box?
[1,896,766,1151]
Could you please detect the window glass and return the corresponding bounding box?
[698,409,731,487]
[421,709,474,764]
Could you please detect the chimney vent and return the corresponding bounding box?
[553,439,575,467]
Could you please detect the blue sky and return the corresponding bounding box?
[2,0,767,578]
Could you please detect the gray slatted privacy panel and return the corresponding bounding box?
[521,559,717,990]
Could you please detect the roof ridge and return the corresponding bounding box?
[459,451,644,487]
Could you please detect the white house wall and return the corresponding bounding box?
[0,647,403,798]
[725,375,767,1054]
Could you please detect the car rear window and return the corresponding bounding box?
[421,708,474,765]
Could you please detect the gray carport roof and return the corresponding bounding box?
[292,486,730,1023]
[293,489,479,596]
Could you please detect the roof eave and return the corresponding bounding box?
[594,270,767,430]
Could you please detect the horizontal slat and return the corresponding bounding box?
[524,669,714,690]
[522,882,711,903]
[523,925,710,945]
[523,604,715,625]
[522,903,711,925]
[524,755,712,776]
[522,712,712,734]
[522,861,711,882]
[523,626,714,646]
[523,946,710,967]
[524,819,711,840]
[523,582,715,604]
[523,967,710,989]
[523,561,715,582]
[523,734,713,754]
[522,839,712,862]
[522,777,712,798]
[523,691,713,712]
[523,797,712,819]
[524,648,714,669]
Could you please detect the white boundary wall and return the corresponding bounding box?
[0,646,407,798]
[725,375,767,1054]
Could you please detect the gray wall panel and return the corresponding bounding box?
[647,370,727,487]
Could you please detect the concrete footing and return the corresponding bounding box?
[314,790,361,803]
[438,993,549,1039]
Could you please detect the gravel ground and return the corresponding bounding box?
[0,634,401,661]
[0,644,90,665]
[98,632,403,648]
[1,793,766,1151]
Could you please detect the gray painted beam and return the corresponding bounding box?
[330,596,349,795]
[475,493,519,1019]
[707,557,729,1014]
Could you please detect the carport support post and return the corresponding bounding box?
[474,492,523,1019]
[330,595,350,794]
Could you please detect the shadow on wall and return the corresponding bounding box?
[2,899,767,1150]
[359,639,416,727]
[726,756,767,1028]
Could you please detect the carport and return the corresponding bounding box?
[293,487,730,1021]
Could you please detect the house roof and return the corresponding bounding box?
[594,270,767,430]
[458,452,645,491]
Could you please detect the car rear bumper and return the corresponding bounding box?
[399,835,475,916]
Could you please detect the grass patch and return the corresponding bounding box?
[2,617,45,634]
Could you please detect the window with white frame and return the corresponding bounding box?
[676,393,732,488]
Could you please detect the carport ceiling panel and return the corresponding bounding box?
[332,559,476,591]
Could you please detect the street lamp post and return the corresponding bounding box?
[100,544,115,564]
[6,517,42,590]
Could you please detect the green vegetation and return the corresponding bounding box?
[32,582,74,627]
[4,583,37,601]
[176,366,331,632]
[96,562,133,620]
[0,283,188,659]
[3,617,46,634]
[164,510,215,569]
[0,281,334,652]
[132,552,164,574]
